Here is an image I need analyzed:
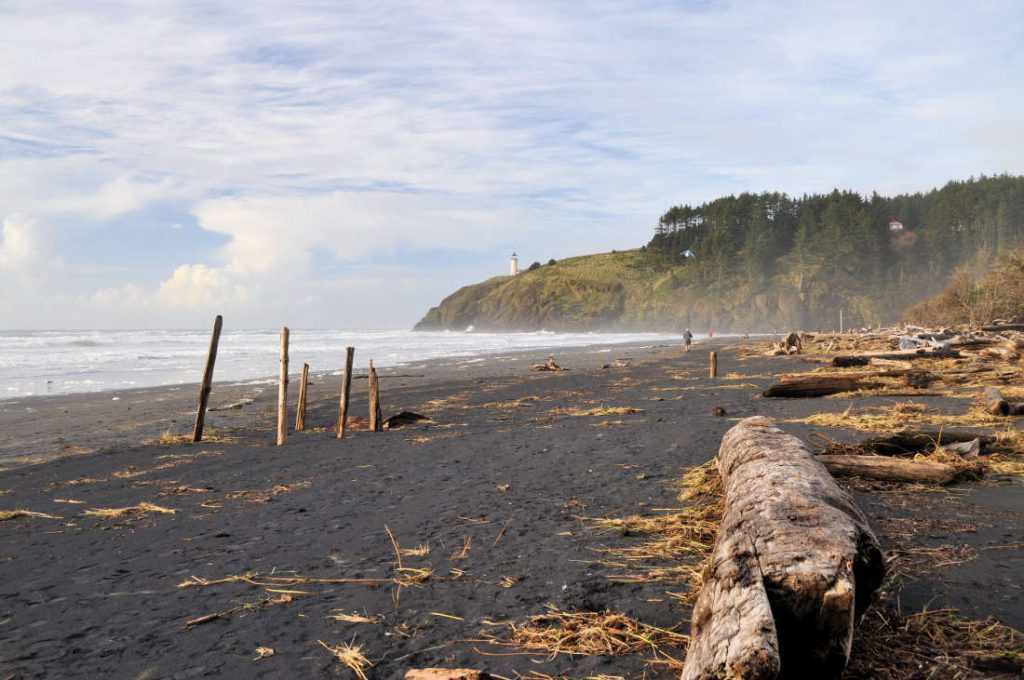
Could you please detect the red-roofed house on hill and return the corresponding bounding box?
[889,220,905,231]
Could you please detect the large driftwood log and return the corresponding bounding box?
[682,418,885,680]
[832,348,960,367]
[761,376,869,398]
[816,455,958,484]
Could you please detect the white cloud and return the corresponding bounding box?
[0,0,1022,328]
[0,214,43,271]
[155,264,245,311]
[192,191,527,274]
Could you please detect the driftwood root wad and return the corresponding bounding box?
[681,417,885,680]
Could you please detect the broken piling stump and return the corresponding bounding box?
[277,327,289,446]
[295,362,309,431]
[681,417,885,680]
[191,314,223,443]
[368,359,382,432]
[337,346,355,438]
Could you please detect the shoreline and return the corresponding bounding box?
[0,337,712,472]
[1,338,1019,678]
[0,329,719,403]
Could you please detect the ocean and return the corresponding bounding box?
[0,329,687,400]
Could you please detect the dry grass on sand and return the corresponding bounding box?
[847,599,1024,678]
[317,640,373,679]
[0,509,62,521]
[480,605,687,670]
[83,502,176,518]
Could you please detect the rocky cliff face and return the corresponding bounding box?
[415,250,815,333]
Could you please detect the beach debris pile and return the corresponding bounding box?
[751,324,1024,486]
[532,354,566,371]
[766,331,803,356]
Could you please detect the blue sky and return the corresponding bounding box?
[1,0,1022,329]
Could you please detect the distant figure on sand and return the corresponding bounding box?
[684,328,693,351]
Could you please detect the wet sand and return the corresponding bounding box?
[0,341,1021,678]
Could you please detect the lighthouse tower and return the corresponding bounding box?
[510,252,519,276]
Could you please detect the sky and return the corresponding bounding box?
[1,1,1022,330]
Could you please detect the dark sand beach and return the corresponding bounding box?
[1,340,1021,678]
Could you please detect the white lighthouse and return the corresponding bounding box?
[510,252,519,276]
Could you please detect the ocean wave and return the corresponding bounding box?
[0,328,691,397]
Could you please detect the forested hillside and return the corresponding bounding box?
[417,175,1024,332]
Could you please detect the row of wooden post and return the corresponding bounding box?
[191,317,380,445]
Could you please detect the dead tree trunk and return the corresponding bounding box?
[681,418,884,680]
[761,376,868,398]
[816,454,958,484]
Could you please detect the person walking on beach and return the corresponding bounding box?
[683,328,693,351]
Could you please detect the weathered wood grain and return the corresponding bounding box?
[681,417,884,680]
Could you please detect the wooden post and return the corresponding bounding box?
[337,347,355,438]
[709,350,718,379]
[277,327,289,446]
[295,362,309,431]
[368,359,382,432]
[839,308,844,334]
[191,315,223,443]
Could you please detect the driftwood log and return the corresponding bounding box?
[761,376,869,398]
[982,323,1024,332]
[859,427,995,456]
[681,418,885,680]
[985,387,1012,416]
[832,348,960,367]
[981,387,1024,416]
[816,454,958,484]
